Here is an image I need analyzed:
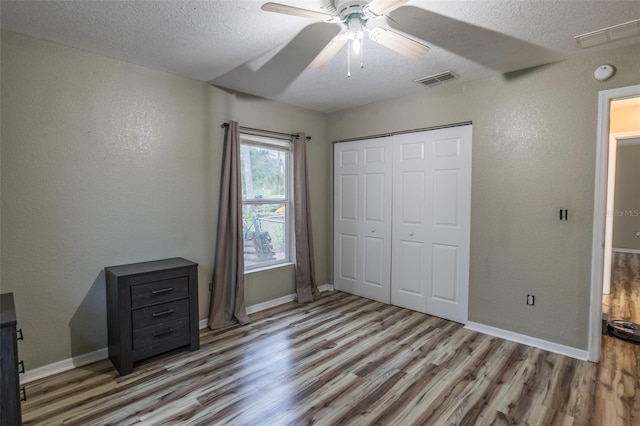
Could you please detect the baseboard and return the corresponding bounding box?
[612,247,640,254]
[23,285,336,384]
[465,321,589,361]
[246,293,297,315]
[199,284,334,327]
[21,347,109,384]
[319,284,334,292]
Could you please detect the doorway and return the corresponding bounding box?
[589,85,640,362]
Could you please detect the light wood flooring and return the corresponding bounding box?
[21,291,640,425]
[603,252,640,323]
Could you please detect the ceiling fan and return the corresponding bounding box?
[261,0,430,74]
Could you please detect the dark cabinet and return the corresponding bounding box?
[105,258,199,376]
[1,293,24,426]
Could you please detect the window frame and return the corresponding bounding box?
[240,133,293,271]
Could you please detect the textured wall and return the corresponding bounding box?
[327,43,640,350]
[613,144,640,250]
[0,30,331,369]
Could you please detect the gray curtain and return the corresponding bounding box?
[293,133,318,303]
[209,121,250,328]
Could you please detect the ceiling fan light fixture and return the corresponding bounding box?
[261,1,429,70]
[346,15,365,37]
[352,38,362,54]
[346,15,366,54]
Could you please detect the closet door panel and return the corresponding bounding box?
[433,170,459,227]
[391,134,429,310]
[337,233,358,293]
[335,169,359,295]
[363,236,385,288]
[431,243,459,301]
[334,138,392,303]
[392,240,427,311]
[391,126,471,323]
[339,174,359,221]
[425,126,472,323]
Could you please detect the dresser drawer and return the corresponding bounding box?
[130,277,189,308]
[131,299,189,331]
[132,318,189,350]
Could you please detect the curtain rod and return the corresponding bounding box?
[332,121,472,144]
[221,122,311,141]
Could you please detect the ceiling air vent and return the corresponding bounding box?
[415,71,458,87]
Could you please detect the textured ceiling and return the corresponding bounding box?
[2,0,639,112]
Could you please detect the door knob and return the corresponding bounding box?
[409,232,414,236]
[371,228,376,233]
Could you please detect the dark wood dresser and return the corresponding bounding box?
[1,293,24,426]
[105,258,199,376]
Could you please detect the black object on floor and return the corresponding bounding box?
[607,320,640,343]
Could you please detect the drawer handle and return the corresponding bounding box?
[153,327,174,337]
[152,309,174,317]
[17,328,24,340]
[151,287,173,295]
[18,360,25,374]
[20,386,27,402]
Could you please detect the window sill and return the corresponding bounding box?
[244,262,294,275]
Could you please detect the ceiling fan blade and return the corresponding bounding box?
[211,22,341,97]
[387,6,561,73]
[261,2,333,21]
[366,0,410,17]
[309,37,348,68]
[368,28,429,59]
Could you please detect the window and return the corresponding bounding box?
[240,134,292,270]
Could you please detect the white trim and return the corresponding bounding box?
[617,137,640,146]
[465,321,589,361]
[244,262,294,275]
[246,293,297,314]
[21,347,108,384]
[590,84,640,363]
[245,284,334,314]
[602,131,619,295]
[613,247,640,254]
[320,284,335,292]
[22,285,336,384]
[613,131,640,144]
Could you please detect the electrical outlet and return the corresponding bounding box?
[527,294,535,306]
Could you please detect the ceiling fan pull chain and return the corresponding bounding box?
[360,38,365,69]
[347,39,352,77]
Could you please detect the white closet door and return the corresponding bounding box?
[334,137,392,303]
[392,126,472,323]
[391,132,429,311]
